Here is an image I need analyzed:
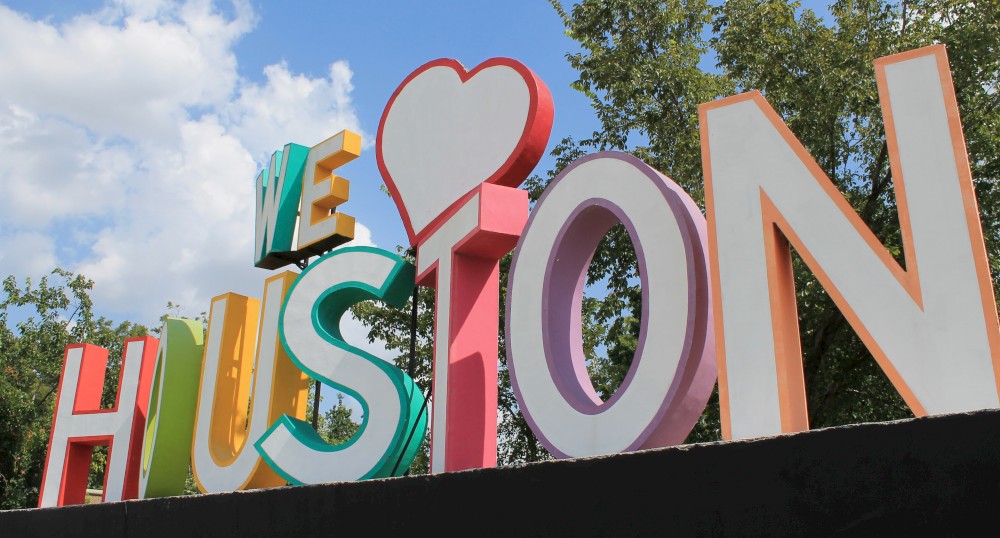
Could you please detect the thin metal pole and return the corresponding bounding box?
[297,253,322,431]
[394,282,423,476]
[407,285,419,379]
[312,380,321,430]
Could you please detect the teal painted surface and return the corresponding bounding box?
[254,143,309,268]
[257,247,427,483]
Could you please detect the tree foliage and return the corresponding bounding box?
[0,269,148,509]
[5,2,993,508]
[551,0,999,434]
[354,0,999,464]
[319,393,363,445]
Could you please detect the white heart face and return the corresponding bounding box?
[377,58,552,244]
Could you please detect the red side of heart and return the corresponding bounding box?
[376,57,554,246]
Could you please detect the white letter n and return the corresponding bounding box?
[700,45,1000,441]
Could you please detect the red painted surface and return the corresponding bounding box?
[38,338,157,506]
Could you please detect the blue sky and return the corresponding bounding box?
[0,0,600,331]
[0,0,832,325]
[232,1,604,255]
[0,0,608,418]
[0,0,833,417]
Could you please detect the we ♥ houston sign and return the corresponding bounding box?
[37,45,1000,507]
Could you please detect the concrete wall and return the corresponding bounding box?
[4,408,999,536]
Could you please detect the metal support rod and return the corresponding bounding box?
[395,280,422,476]
[311,380,321,430]
[407,285,419,379]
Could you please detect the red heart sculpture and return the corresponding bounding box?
[376,58,553,245]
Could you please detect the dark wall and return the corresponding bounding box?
[5,409,1000,536]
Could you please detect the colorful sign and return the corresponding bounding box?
[506,152,716,457]
[38,338,156,505]
[700,46,1000,439]
[378,58,552,472]
[37,44,1000,507]
[257,247,425,483]
[138,318,204,499]
[190,272,309,492]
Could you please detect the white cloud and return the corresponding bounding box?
[0,1,374,329]
[0,104,132,227]
[0,230,58,277]
[73,116,258,318]
[0,2,250,143]
[342,221,375,250]
[225,60,365,159]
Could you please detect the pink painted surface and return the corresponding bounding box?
[418,184,529,472]
[444,254,501,471]
[379,56,551,473]
[506,152,716,456]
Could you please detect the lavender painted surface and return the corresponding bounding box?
[506,152,716,457]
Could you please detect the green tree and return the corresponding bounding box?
[552,0,999,436]
[320,393,362,445]
[315,392,428,476]
[0,269,148,509]
[353,0,998,463]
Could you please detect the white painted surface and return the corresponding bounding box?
[416,193,481,473]
[191,276,288,492]
[298,132,350,249]
[255,147,295,262]
[508,157,693,457]
[381,65,530,237]
[261,250,404,482]
[705,51,998,440]
[39,340,148,507]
